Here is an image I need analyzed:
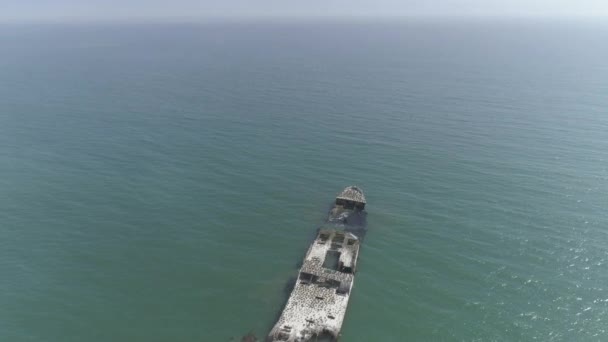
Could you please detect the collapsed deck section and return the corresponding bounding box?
[268,230,360,342]
[328,186,367,227]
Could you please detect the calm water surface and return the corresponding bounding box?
[1,20,608,341]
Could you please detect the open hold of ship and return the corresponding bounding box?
[267,186,367,342]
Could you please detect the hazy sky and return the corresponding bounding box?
[3,0,608,22]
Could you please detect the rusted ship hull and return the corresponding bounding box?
[267,187,366,342]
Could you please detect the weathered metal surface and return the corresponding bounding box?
[267,186,367,342]
[267,230,359,341]
[335,186,366,204]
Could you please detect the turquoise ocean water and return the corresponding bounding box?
[1,20,608,341]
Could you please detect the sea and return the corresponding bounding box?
[1,18,607,341]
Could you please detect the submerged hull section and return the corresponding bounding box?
[267,187,366,342]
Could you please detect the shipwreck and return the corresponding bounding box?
[267,186,367,342]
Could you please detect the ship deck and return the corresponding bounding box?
[268,229,360,341]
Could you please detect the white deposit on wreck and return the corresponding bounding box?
[267,187,366,342]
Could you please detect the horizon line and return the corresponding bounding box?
[2,13,608,25]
